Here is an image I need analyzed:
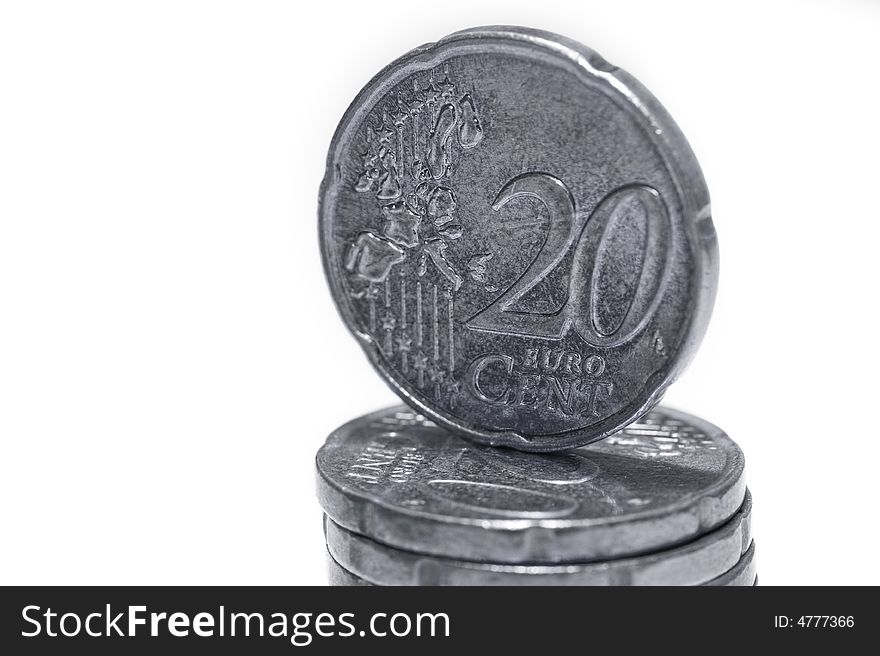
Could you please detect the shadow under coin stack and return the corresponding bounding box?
[316,27,755,585]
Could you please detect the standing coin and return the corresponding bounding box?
[316,405,745,563]
[324,491,751,586]
[319,26,718,451]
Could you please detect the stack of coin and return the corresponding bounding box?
[317,26,755,585]
[317,405,755,586]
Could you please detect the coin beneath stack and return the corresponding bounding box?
[316,405,745,563]
[324,491,750,586]
[703,542,757,587]
[318,26,718,451]
[325,536,758,587]
[325,526,758,587]
[327,552,373,587]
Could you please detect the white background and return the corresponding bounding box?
[1,0,878,586]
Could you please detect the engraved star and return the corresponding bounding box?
[395,336,412,353]
[408,90,426,113]
[437,75,455,98]
[376,124,395,144]
[360,150,379,168]
[381,312,396,332]
[427,363,445,384]
[364,285,381,301]
[443,378,461,408]
[422,83,440,105]
[389,104,408,126]
[412,351,428,372]
[444,378,461,396]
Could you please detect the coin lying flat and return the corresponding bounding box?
[325,491,750,586]
[326,551,756,587]
[316,405,745,563]
[703,542,757,587]
[319,26,717,451]
[326,536,757,588]
[327,552,373,587]
[327,555,375,587]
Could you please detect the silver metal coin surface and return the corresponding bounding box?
[324,491,750,586]
[325,553,754,587]
[703,541,757,587]
[319,26,718,451]
[315,405,745,563]
[325,553,757,587]
[327,552,373,586]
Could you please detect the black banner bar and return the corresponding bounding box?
[0,586,869,653]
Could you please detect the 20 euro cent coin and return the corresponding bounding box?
[319,26,718,450]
